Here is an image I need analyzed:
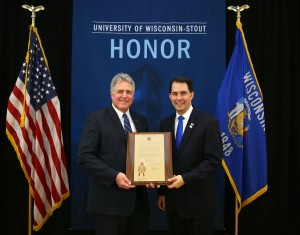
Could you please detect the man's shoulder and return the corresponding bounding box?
[191,108,218,125]
[130,110,147,120]
[160,113,176,123]
[88,106,113,118]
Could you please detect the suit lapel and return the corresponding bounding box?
[130,111,143,132]
[177,109,199,154]
[107,107,127,142]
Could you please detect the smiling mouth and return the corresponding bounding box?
[119,100,130,105]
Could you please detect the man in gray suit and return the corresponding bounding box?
[77,73,149,235]
[158,77,223,235]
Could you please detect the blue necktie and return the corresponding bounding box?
[176,116,184,149]
[123,113,132,136]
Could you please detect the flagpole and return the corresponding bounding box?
[28,191,32,235]
[235,198,238,235]
[226,5,250,235]
[22,4,45,27]
[21,5,45,235]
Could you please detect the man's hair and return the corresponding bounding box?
[169,77,194,93]
[110,73,135,93]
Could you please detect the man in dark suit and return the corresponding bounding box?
[157,77,223,235]
[77,73,149,235]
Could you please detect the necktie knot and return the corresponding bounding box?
[123,113,132,136]
[176,116,184,149]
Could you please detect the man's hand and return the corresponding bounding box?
[115,172,135,189]
[157,195,166,211]
[167,175,185,189]
[146,183,160,188]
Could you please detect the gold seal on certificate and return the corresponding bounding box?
[126,132,173,185]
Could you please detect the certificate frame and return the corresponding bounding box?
[126,132,173,185]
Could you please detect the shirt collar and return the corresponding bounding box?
[176,105,193,121]
[112,104,130,119]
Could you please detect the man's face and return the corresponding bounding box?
[111,81,134,113]
[169,82,194,115]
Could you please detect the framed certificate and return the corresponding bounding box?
[126,132,173,185]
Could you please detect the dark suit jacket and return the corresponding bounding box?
[77,106,148,216]
[158,108,222,219]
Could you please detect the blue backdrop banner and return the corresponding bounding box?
[71,0,225,231]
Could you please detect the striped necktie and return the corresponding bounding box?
[123,113,132,136]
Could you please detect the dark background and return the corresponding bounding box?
[1,1,299,235]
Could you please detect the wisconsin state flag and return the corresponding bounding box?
[216,21,267,212]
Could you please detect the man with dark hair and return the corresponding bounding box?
[158,77,223,235]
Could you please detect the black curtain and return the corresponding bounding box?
[1,0,73,235]
[1,0,299,235]
[225,1,300,235]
